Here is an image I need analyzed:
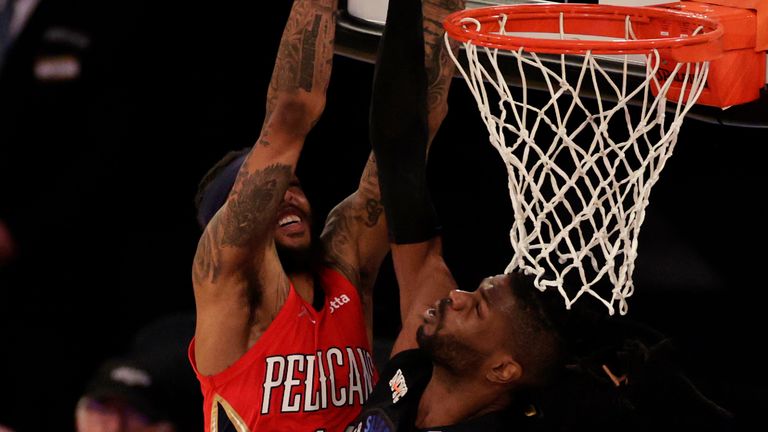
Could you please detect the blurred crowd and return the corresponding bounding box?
[0,1,296,429]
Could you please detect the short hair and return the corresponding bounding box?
[503,272,568,388]
[194,148,250,229]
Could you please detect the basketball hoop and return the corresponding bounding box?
[444,4,723,315]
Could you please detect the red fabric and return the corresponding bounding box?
[189,267,378,432]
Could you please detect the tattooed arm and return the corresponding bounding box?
[395,0,464,339]
[320,153,388,345]
[319,0,463,347]
[192,0,338,376]
[364,0,464,357]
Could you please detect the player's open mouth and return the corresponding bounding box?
[423,307,437,322]
[278,214,302,228]
[276,207,307,235]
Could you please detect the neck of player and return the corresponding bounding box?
[291,272,315,304]
[415,366,511,428]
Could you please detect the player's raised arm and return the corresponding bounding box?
[192,0,339,376]
[369,0,464,357]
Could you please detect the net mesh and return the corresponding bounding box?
[446,12,710,315]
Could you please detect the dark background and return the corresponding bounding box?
[0,1,766,430]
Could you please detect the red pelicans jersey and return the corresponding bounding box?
[189,267,378,432]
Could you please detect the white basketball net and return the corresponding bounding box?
[446,13,710,315]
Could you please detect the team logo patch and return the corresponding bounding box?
[388,369,408,403]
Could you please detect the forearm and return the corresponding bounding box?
[370,0,438,245]
[194,0,341,283]
[423,0,464,143]
[324,1,464,272]
[263,0,338,129]
[390,240,458,355]
[191,0,340,377]
[204,0,339,260]
[193,160,293,284]
[321,153,387,287]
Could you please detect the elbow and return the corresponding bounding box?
[268,92,326,138]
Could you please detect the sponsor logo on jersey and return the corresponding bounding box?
[329,294,351,314]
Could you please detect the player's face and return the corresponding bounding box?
[417,274,516,373]
[274,177,312,252]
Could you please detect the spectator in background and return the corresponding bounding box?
[0,0,219,427]
[76,358,177,432]
[76,313,202,432]
[0,1,111,427]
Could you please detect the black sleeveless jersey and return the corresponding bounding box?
[347,349,528,432]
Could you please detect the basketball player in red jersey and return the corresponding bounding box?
[188,0,457,430]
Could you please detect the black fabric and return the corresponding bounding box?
[83,313,202,430]
[533,318,735,431]
[349,349,522,432]
[84,357,168,422]
[370,0,440,244]
[216,402,238,432]
[349,349,432,431]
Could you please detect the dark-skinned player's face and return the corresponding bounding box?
[417,274,518,374]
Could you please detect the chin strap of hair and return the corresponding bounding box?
[370,0,440,244]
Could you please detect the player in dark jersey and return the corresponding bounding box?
[351,1,736,431]
[347,0,553,429]
[189,0,457,430]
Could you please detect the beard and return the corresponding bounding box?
[416,300,483,374]
[276,240,317,275]
[417,328,483,374]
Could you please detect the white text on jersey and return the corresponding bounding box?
[261,347,376,414]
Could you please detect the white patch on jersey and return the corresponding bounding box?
[389,369,408,404]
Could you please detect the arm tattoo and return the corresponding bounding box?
[423,0,464,135]
[221,163,292,248]
[363,153,379,183]
[265,0,337,121]
[299,15,322,92]
[322,211,361,288]
[193,224,222,285]
[360,154,383,228]
[365,199,383,227]
[320,154,386,287]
